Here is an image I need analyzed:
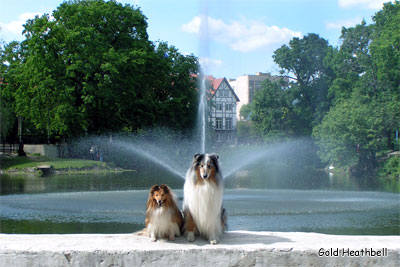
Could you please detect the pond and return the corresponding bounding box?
[0,168,399,235]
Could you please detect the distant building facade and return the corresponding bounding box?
[229,72,287,120]
[207,76,240,146]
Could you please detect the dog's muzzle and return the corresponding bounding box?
[202,174,208,179]
[157,200,163,206]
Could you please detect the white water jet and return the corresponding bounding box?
[198,74,207,154]
[114,140,186,179]
[221,141,296,178]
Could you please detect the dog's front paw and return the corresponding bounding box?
[150,233,156,242]
[209,239,218,245]
[169,234,175,241]
[187,231,195,242]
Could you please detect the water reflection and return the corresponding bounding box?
[0,168,399,235]
[0,171,184,195]
[1,166,399,195]
[0,188,398,235]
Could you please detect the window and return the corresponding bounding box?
[216,103,223,111]
[218,89,229,97]
[227,134,233,142]
[216,118,223,129]
[255,80,262,90]
[226,104,232,111]
[226,118,232,130]
[216,134,223,142]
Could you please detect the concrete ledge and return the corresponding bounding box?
[0,231,399,267]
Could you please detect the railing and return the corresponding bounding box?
[0,143,18,154]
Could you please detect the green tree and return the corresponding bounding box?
[151,42,199,131]
[273,33,334,133]
[239,104,251,120]
[0,42,23,141]
[19,0,154,135]
[236,120,259,144]
[313,95,384,173]
[326,20,373,103]
[313,1,400,174]
[370,1,400,150]
[250,80,297,140]
[1,0,199,138]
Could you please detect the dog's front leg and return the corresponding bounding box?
[150,232,157,242]
[183,209,196,242]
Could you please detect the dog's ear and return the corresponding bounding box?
[150,184,159,195]
[209,153,219,162]
[160,184,169,194]
[193,153,203,162]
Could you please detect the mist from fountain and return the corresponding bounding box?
[113,140,186,179]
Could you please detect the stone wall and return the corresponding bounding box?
[23,144,67,158]
[1,231,399,267]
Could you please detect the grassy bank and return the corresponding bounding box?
[0,154,129,174]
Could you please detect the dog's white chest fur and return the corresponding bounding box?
[183,173,223,240]
[147,207,179,239]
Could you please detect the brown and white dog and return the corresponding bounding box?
[145,184,183,242]
[183,153,227,244]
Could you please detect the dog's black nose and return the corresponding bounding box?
[202,174,208,179]
[157,200,162,206]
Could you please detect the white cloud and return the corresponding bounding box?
[0,12,43,40]
[338,0,393,9]
[326,17,363,30]
[182,16,302,53]
[199,57,222,69]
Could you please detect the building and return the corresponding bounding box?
[207,76,240,146]
[229,72,287,120]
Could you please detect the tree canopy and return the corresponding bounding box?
[246,1,399,175]
[0,0,199,139]
[313,1,399,173]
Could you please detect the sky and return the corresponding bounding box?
[0,0,394,79]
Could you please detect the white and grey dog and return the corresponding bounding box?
[182,153,227,244]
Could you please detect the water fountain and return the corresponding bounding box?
[0,2,398,237]
[1,78,398,236]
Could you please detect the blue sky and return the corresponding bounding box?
[0,0,392,79]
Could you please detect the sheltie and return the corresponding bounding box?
[145,184,183,242]
[183,153,227,244]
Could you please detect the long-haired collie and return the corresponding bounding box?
[145,184,183,242]
[183,153,227,244]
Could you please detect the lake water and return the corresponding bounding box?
[0,169,399,235]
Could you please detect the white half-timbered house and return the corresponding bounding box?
[207,76,240,146]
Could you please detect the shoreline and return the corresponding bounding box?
[0,154,134,176]
[2,167,136,176]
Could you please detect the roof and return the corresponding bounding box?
[206,76,240,102]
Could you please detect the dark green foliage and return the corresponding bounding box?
[378,157,400,179]
[273,33,335,132]
[251,80,298,140]
[0,0,199,138]
[313,1,400,174]
[246,2,399,177]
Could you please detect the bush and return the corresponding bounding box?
[379,157,400,179]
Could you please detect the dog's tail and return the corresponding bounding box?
[133,228,147,236]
